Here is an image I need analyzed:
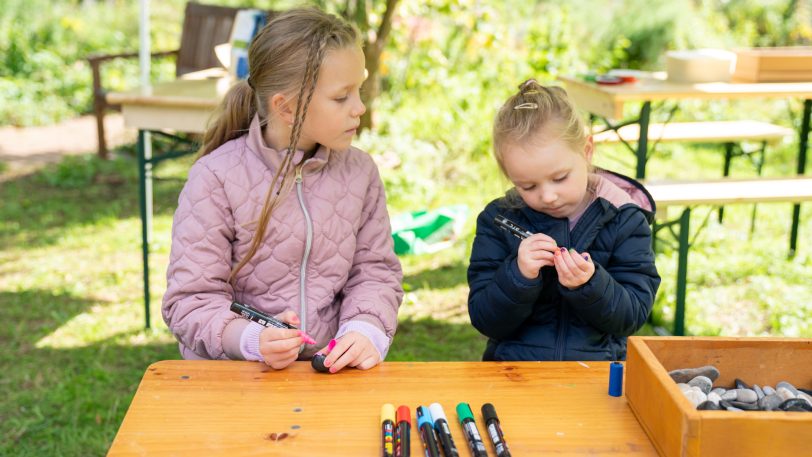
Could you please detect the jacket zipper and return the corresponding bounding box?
[554,223,571,361]
[295,165,313,347]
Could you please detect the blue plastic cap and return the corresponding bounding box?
[416,405,433,427]
[608,361,624,397]
[236,56,249,80]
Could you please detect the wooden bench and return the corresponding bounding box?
[645,176,812,336]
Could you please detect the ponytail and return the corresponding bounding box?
[198,79,257,157]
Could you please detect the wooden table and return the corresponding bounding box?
[560,73,812,256]
[108,361,658,456]
[107,71,230,328]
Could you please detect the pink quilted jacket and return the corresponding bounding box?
[162,115,403,360]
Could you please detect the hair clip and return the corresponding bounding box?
[513,102,539,110]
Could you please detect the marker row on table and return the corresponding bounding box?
[381,402,511,457]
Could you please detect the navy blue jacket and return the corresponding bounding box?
[467,172,660,361]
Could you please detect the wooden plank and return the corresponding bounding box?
[593,120,793,144]
[645,177,812,208]
[108,361,658,456]
[107,77,230,109]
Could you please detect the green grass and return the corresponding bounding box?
[1,137,810,455]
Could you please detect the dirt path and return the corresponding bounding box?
[0,114,134,179]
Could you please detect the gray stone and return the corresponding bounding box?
[697,400,723,410]
[707,392,722,405]
[778,398,812,412]
[798,392,812,407]
[753,384,765,400]
[721,390,738,401]
[711,387,727,397]
[668,366,720,384]
[734,378,751,390]
[677,383,691,393]
[735,389,758,403]
[762,385,776,396]
[688,376,713,394]
[776,381,800,397]
[726,400,759,411]
[684,389,707,407]
[758,394,783,411]
[777,387,796,401]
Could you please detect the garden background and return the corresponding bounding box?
[1,0,811,454]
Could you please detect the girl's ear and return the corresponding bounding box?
[269,93,295,125]
[583,135,595,164]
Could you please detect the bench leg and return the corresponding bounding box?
[635,102,651,180]
[790,99,811,257]
[138,130,153,329]
[674,208,691,336]
[749,141,767,236]
[718,142,735,223]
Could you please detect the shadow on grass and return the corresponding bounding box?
[388,316,487,362]
[402,260,468,291]
[0,288,181,456]
[0,150,190,251]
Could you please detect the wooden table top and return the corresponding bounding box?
[559,73,812,119]
[108,360,657,456]
[645,176,812,208]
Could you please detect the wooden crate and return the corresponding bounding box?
[733,47,812,82]
[625,336,812,457]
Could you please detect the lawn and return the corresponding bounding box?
[1,134,810,455]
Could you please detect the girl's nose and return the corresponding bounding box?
[353,98,366,117]
[541,189,557,204]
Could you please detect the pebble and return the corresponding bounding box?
[753,384,765,400]
[724,400,759,411]
[711,387,727,397]
[778,398,812,412]
[707,392,722,405]
[668,366,720,384]
[697,400,723,410]
[798,392,812,407]
[735,378,751,390]
[776,381,800,397]
[762,385,776,396]
[721,390,738,401]
[688,376,713,394]
[684,389,707,407]
[735,389,758,403]
[758,394,784,411]
[677,383,691,393]
[777,387,796,402]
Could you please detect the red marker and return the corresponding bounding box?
[395,405,411,457]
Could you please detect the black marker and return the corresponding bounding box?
[455,403,487,457]
[494,215,534,239]
[429,403,459,457]
[482,403,511,457]
[395,405,411,457]
[416,406,440,457]
[229,302,315,344]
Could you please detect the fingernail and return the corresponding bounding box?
[555,249,561,256]
[329,366,337,374]
[569,248,576,253]
[583,254,589,261]
[560,247,566,252]
[327,339,337,351]
[324,358,331,367]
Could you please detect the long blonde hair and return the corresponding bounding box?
[492,79,588,176]
[198,8,360,285]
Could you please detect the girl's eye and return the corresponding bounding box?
[554,174,568,182]
[521,185,535,191]
[334,95,348,102]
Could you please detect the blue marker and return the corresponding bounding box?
[416,406,440,457]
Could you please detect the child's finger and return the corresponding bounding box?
[352,354,380,370]
[274,310,300,327]
[261,333,302,353]
[554,248,573,276]
[326,340,363,373]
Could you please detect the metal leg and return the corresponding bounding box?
[789,99,811,257]
[719,142,734,223]
[138,130,153,329]
[674,208,691,336]
[635,102,651,180]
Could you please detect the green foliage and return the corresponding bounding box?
[37,154,137,189]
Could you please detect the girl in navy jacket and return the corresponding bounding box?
[468,80,661,361]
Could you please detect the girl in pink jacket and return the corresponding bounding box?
[162,8,403,373]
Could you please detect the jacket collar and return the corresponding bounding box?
[246,114,331,174]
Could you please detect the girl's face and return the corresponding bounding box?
[501,132,594,218]
[296,46,367,152]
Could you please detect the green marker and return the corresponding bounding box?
[455,403,487,457]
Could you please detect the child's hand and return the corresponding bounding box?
[320,332,380,373]
[258,310,304,370]
[517,233,558,279]
[554,247,595,289]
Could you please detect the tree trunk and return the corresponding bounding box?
[359,0,399,131]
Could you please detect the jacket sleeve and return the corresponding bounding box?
[338,161,403,357]
[560,209,660,336]
[162,161,238,359]
[467,204,545,340]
